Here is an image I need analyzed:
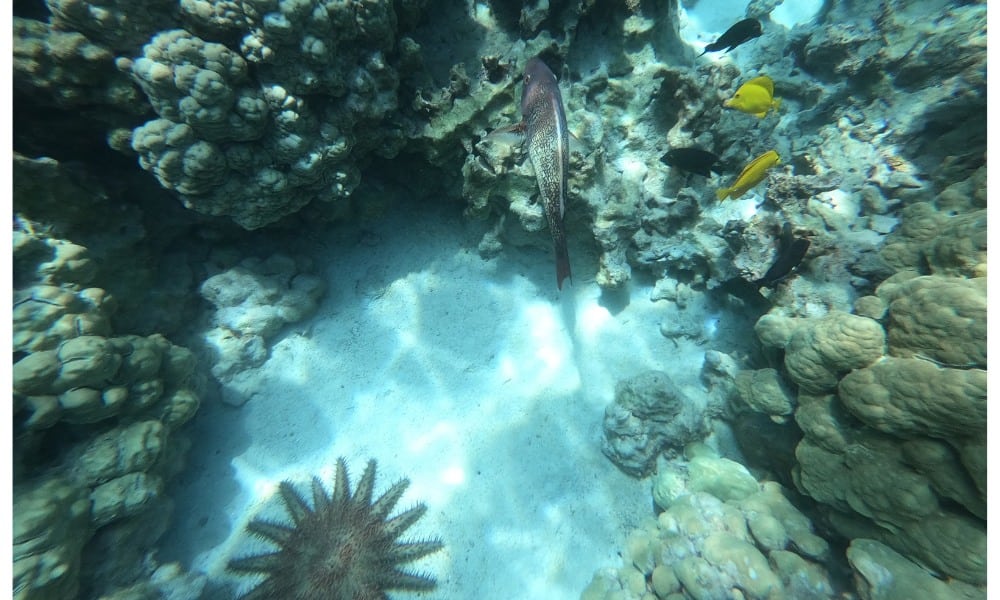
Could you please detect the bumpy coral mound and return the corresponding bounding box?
[13,17,143,112]
[847,538,984,600]
[734,368,795,422]
[198,252,325,405]
[230,458,443,599]
[881,169,986,278]
[13,209,203,598]
[875,273,986,368]
[768,311,886,394]
[839,357,986,439]
[114,0,421,229]
[601,371,707,477]
[583,447,836,600]
[746,279,986,589]
[13,477,91,599]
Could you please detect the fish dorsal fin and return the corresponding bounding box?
[745,75,774,96]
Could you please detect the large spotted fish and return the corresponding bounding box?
[520,56,572,290]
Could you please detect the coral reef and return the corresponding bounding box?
[11,0,988,597]
[115,1,425,229]
[229,457,443,599]
[737,272,985,588]
[13,17,144,114]
[13,155,206,598]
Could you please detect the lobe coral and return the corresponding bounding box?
[229,457,443,599]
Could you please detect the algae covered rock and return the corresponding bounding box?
[200,253,325,339]
[601,371,706,477]
[198,251,325,405]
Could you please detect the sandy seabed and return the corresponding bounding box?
[160,199,716,599]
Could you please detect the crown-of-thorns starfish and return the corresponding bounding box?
[229,457,443,599]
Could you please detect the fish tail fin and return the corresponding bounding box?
[716,187,730,201]
[773,97,782,111]
[568,132,588,156]
[555,243,572,290]
[698,49,708,57]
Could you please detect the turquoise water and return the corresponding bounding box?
[12,0,986,598]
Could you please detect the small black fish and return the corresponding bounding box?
[755,223,810,288]
[660,148,722,177]
[716,277,769,311]
[699,18,763,56]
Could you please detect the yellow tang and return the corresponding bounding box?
[724,75,782,118]
[716,150,780,201]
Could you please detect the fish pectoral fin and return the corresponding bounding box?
[486,123,525,146]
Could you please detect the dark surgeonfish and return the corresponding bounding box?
[716,222,810,308]
[699,18,763,56]
[755,222,810,288]
[660,148,723,177]
[519,56,572,290]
